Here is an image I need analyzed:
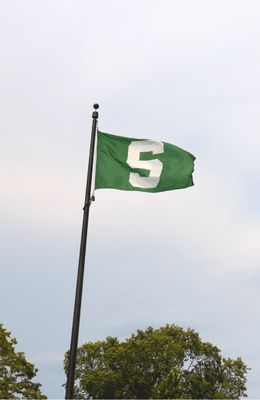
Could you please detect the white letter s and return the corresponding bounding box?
[126,140,164,189]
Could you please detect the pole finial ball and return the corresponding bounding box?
[93,103,99,110]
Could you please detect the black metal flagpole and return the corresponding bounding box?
[65,103,99,399]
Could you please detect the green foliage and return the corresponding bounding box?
[0,323,47,399]
[150,365,183,399]
[63,323,250,399]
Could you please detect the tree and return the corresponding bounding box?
[64,324,250,399]
[0,323,47,399]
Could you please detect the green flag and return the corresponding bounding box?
[95,130,195,193]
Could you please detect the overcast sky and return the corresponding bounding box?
[1,0,260,398]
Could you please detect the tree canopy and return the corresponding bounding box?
[0,323,47,399]
[64,323,250,399]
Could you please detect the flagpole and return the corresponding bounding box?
[65,103,99,399]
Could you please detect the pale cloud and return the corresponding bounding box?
[31,353,64,363]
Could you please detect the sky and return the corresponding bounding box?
[1,0,260,398]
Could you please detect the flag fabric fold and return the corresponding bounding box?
[95,130,195,193]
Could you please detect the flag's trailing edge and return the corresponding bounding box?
[95,130,195,193]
